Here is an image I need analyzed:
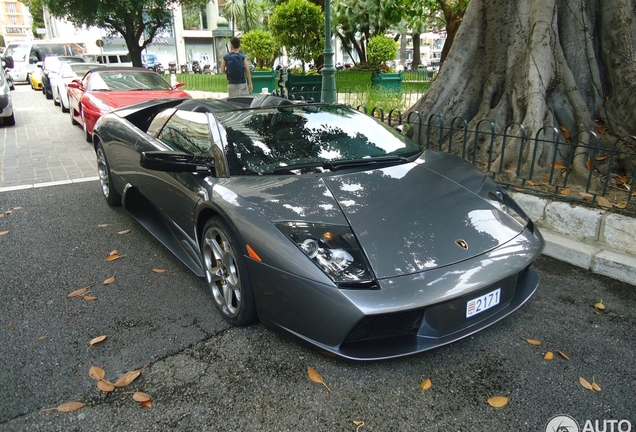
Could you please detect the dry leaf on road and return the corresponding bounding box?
[522,337,541,346]
[89,365,106,380]
[420,378,432,390]
[579,376,593,390]
[89,335,107,348]
[67,287,89,298]
[103,275,115,285]
[114,369,142,388]
[133,392,151,402]
[307,366,331,392]
[118,229,132,235]
[152,268,167,273]
[97,380,116,392]
[543,352,554,360]
[41,402,85,412]
[487,396,509,408]
[558,351,570,360]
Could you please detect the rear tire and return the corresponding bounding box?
[201,217,257,326]
[96,143,121,206]
[70,106,78,125]
[3,113,16,126]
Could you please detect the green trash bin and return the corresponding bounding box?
[371,71,402,93]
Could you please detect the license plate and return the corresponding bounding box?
[466,288,501,318]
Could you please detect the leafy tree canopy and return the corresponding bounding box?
[269,0,323,70]
[367,35,398,70]
[241,30,280,68]
[20,0,46,38]
[41,0,176,67]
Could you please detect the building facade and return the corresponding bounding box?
[0,0,32,46]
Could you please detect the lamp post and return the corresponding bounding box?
[320,0,336,103]
[242,0,249,33]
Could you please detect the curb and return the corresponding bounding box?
[513,193,636,286]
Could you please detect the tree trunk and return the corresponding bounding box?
[407,0,636,189]
[412,32,421,69]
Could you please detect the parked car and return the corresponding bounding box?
[0,63,15,126]
[28,63,43,90]
[41,55,86,100]
[91,94,545,361]
[142,53,158,69]
[50,62,101,112]
[67,67,190,142]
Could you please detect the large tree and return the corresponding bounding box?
[407,0,636,189]
[41,0,182,67]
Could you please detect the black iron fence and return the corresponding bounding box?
[359,107,636,216]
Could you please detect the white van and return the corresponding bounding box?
[90,52,133,67]
[4,40,87,83]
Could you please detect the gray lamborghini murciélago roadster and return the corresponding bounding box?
[92,94,545,361]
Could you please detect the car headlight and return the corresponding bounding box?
[478,179,534,233]
[276,222,377,288]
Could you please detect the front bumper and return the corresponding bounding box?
[251,227,544,361]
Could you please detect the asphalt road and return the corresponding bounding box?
[0,85,634,432]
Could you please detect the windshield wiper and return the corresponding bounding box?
[271,155,411,174]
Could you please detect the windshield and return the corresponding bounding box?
[216,105,422,175]
[88,70,172,91]
[4,44,29,62]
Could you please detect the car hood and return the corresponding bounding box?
[230,154,526,279]
[90,90,191,109]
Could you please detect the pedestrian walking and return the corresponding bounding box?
[221,37,253,96]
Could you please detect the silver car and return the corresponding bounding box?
[92,95,545,361]
[0,57,15,126]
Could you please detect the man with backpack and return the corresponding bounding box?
[221,37,253,96]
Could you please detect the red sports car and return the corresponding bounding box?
[67,67,191,142]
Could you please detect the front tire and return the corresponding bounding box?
[96,143,121,206]
[201,218,257,326]
[3,113,16,126]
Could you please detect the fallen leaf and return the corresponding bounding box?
[38,336,46,341]
[42,402,85,412]
[558,351,570,360]
[103,275,115,285]
[118,229,132,235]
[487,396,509,408]
[307,366,331,392]
[420,378,432,390]
[97,224,109,228]
[84,296,97,301]
[7,321,13,329]
[616,201,628,209]
[559,188,571,196]
[152,268,167,274]
[543,352,554,360]
[594,299,605,310]
[89,366,106,381]
[559,125,571,140]
[522,337,542,346]
[596,196,613,209]
[97,380,115,392]
[579,377,593,390]
[114,369,142,387]
[139,400,152,409]
[579,192,593,201]
[12,206,23,210]
[4,210,11,215]
[104,255,121,262]
[550,162,566,170]
[0,230,9,236]
[596,155,609,161]
[109,249,118,256]
[133,392,151,402]
[526,180,537,187]
[585,158,592,170]
[591,377,601,392]
[353,420,364,431]
[67,287,89,298]
[89,335,107,348]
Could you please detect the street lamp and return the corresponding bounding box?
[321,0,336,103]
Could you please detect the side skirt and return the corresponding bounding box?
[122,185,205,277]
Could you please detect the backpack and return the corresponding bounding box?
[226,52,245,82]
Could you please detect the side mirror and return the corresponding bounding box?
[1,55,14,69]
[140,151,214,173]
[173,81,186,90]
[67,80,81,90]
[36,61,43,69]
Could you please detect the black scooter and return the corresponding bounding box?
[168,61,177,74]
[154,62,165,74]
[192,61,202,74]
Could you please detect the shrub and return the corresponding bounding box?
[367,36,398,71]
[241,30,280,69]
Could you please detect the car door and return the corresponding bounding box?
[139,109,216,234]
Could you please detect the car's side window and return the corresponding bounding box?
[157,110,212,156]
